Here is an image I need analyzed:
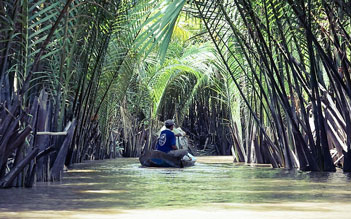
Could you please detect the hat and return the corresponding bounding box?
[164,119,175,127]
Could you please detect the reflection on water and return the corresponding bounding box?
[1,158,351,218]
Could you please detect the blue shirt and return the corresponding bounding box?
[156,129,176,153]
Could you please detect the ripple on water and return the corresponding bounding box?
[1,158,351,218]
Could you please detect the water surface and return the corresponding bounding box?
[1,157,351,218]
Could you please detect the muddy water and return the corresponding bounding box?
[1,157,351,219]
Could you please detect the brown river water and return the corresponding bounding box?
[0,157,351,219]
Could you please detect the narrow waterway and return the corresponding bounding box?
[1,157,351,219]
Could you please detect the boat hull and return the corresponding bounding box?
[139,150,195,168]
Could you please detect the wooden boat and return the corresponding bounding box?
[139,150,196,168]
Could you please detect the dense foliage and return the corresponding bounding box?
[1,0,351,187]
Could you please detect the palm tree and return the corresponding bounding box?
[134,0,351,172]
[2,0,351,188]
[0,0,156,187]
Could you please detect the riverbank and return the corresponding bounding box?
[1,157,351,219]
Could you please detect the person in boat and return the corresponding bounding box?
[156,119,189,159]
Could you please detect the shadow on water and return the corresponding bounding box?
[1,158,351,213]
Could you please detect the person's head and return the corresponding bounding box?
[164,119,175,130]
